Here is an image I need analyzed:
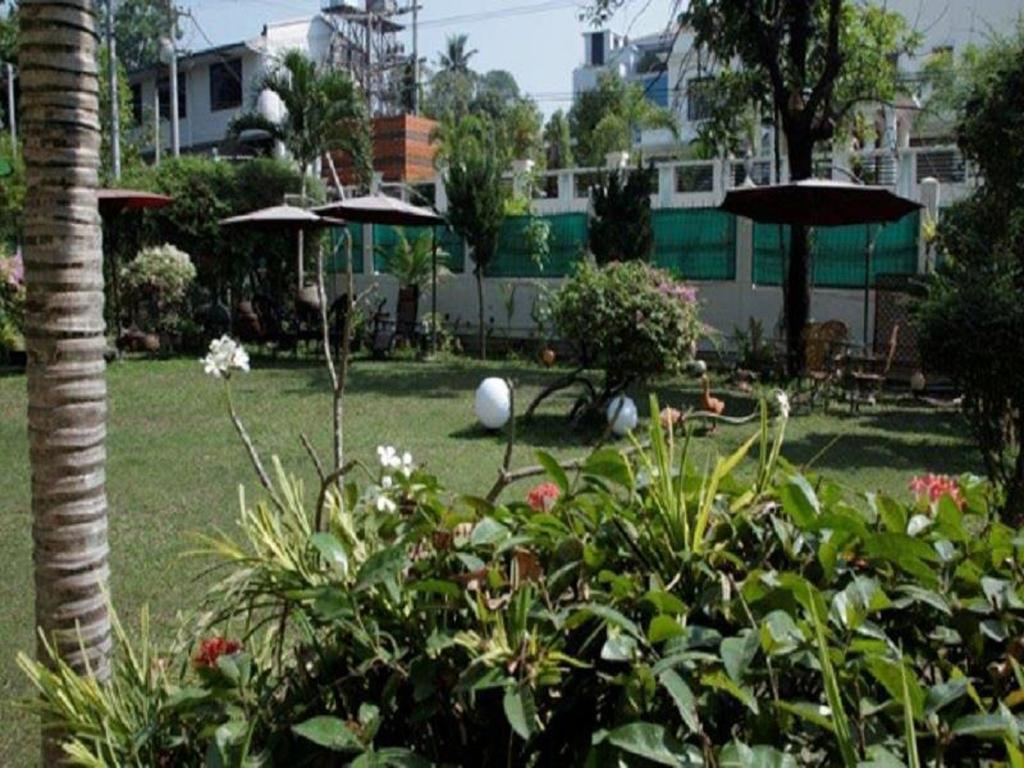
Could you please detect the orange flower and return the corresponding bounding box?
[194,637,242,668]
[527,482,561,512]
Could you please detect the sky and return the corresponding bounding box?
[181,0,678,117]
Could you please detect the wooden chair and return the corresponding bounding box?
[846,323,900,411]
[803,320,849,410]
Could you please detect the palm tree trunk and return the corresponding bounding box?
[20,1,111,759]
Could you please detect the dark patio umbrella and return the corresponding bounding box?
[219,204,345,291]
[313,194,447,353]
[721,178,923,346]
[97,188,173,215]
[98,189,175,327]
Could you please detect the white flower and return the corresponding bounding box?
[381,475,394,490]
[201,335,250,379]
[377,445,401,470]
[774,390,791,421]
[375,494,397,513]
[400,451,414,478]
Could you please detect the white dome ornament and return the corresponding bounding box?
[910,371,927,394]
[606,395,638,437]
[475,378,512,430]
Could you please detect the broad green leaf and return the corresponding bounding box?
[901,658,922,768]
[807,588,858,767]
[503,683,538,740]
[584,604,644,641]
[760,610,804,656]
[642,589,688,616]
[583,448,633,488]
[606,722,700,766]
[779,475,820,527]
[373,748,433,767]
[951,711,1018,740]
[648,615,684,644]
[702,669,759,714]
[469,517,509,547]
[356,546,409,591]
[292,716,363,752]
[866,657,925,719]
[721,630,759,683]
[657,669,699,733]
[776,700,835,732]
[311,532,349,577]
[720,740,798,768]
[601,630,638,662]
[536,450,570,493]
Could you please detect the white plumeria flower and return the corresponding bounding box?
[201,335,250,379]
[774,390,791,421]
[400,451,414,478]
[375,494,397,513]
[377,445,401,470]
[381,475,394,490]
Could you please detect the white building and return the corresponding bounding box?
[572,0,1024,160]
[126,15,338,158]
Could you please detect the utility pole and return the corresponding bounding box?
[106,0,122,178]
[409,0,417,114]
[153,85,161,165]
[4,63,14,144]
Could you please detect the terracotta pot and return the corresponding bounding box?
[541,348,556,367]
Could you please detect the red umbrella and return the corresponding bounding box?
[97,188,173,215]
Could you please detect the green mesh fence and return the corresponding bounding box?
[753,211,920,287]
[372,224,466,274]
[327,225,364,274]
[652,208,736,280]
[485,213,588,278]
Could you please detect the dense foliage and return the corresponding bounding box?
[551,261,700,397]
[443,117,508,359]
[588,164,657,265]
[917,29,1024,521]
[21,384,1024,766]
[0,244,23,355]
[0,133,23,246]
[568,72,677,168]
[121,243,196,336]
[116,156,321,309]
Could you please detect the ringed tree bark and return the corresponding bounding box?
[21,0,112,734]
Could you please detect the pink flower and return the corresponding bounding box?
[909,474,964,509]
[193,636,242,668]
[527,482,561,512]
[657,282,698,303]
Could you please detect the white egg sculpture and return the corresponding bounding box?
[475,377,512,430]
[910,370,926,393]
[606,395,638,436]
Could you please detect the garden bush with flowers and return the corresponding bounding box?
[529,260,702,420]
[18,337,1024,767]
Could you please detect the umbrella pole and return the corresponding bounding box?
[863,224,876,349]
[297,230,305,292]
[431,226,438,355]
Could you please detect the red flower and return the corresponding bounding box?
[194,636,242,668]
[909,474,964,509]
[527,482,561,512]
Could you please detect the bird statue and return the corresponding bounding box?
[700,375,725,432]
[659,406,682,431]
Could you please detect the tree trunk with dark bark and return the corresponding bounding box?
[475,265,486,360]
[20,0,112,761]
[784,134,814,377]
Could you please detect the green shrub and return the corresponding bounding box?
[551,260,700,397]
[0,246,24,355]
[588,163,656,265]
[20,387,1024,766]
[121,243,197,335]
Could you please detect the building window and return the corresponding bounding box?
[157,74,187,120]
[130,83,143,126]
[687,77,713,121]
[589,32,605,67]
[210,59,243,112]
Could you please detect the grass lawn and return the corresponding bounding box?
[0,355,980,764]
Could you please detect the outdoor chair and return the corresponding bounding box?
[394,287,426,352]
[844,323,900,411]
[802,320,849,410]
[294,286,323,354]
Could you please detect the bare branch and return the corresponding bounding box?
[300,433,326,483]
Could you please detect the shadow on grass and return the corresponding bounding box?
[853,405,969,439]
[449,412,606,450]
[781,430,981,477]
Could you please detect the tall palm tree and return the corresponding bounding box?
[438,33,477,74]
[230,49,372,196]
[20,0,111,759]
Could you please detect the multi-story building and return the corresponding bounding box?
[572,0,1024,161]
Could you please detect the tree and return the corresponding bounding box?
[229,49,372,194]
[586,0,916,375]
[438,33,477,74]
[568,71,677,166]
[423,68,476,120]
[589,163,657,264]
[917,28,1024,521]
[443,117,508,360]
[96,0,178,73]
[20,0,111,760]
[544,109,574,169]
